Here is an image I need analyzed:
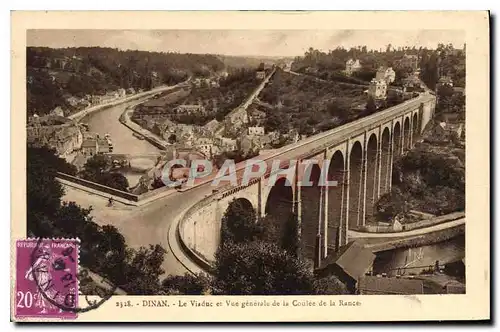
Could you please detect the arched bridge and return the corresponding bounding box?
[178,92,437,269]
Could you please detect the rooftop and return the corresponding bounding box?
[178,104,204,109]
[81,139,97,149]
[319,241,376,281]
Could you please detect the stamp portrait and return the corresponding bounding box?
[15,238,79,319]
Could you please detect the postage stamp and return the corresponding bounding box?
[15,238,79,319]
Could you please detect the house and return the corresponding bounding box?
[91,95,103,105]
[285,129,300,143]
[97,138,112,154]
[439,122,463,138]
[27,116,83,158]
[81,138,98,157]
[248,126,265,136]
[345,59,362,76]
[191,78,203,88]
[238,135,257,155]
[176,104,206,115]
[375,66,396,84]
[203,119,220,132]
[65,96,81,107]
[50,106,65,117]
[315,241,376,294]
[151,71,163,88]
[305,67,319,75]
[117,88,127,98]
[248,108,267,123]
[402,76,423,92]
[256,71,266,80]
[357,276,425,295]
[226,108,249,128]
[217,137,237,152]
[218,71,229,79]
[425,121,464,143]
[174,125,196,147]
[194,137,216,159]
[267,131,281,143]
[368,79,388,100]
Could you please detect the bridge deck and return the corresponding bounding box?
[212,93,435,193]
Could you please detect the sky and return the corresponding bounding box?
[27,29,465,57]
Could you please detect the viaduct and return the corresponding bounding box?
[178,92,437,269]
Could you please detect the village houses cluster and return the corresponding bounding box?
[151,99,296,161]
[190,71,229,89]
[344,54,424,101]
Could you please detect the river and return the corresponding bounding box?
[372,235,465,277]
[81,98,160,155]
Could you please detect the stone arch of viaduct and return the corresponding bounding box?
[177,94,435,268]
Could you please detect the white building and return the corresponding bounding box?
[248,126,265,136]
[50,106,65,117]
[375,66,396,84]
[176,104,206,114]
[195,137,217,159]
[117,88,127,98]
[368,79,388,100]
[345,59,362,76]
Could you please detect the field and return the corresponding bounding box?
[259,69,368,135]
[141,88,191,108]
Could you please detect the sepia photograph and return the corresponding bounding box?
[10,11,489,322]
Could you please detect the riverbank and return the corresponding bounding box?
[68,79,191,122]
[361,223,465,253]
[119,106,171,150]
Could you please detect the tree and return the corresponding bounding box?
[27,145,71,236]
[281,213,300,257]
[436,84,455,111]
[26,145,168,295]
[96,225,128,280]
[81,154,109,180]
[212,241,316,295]
[220,199,259,245]
[385,91,404,108]
[100,172,130,191]
[420,52,439,91]
[365,96,377,115]
[375,188,409,222]
[52,201,93,237]
[81,155,129,191]
[264,111,287,133]
[161,273,211,295]
[121,244,167,295]
[314,275,349,295]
